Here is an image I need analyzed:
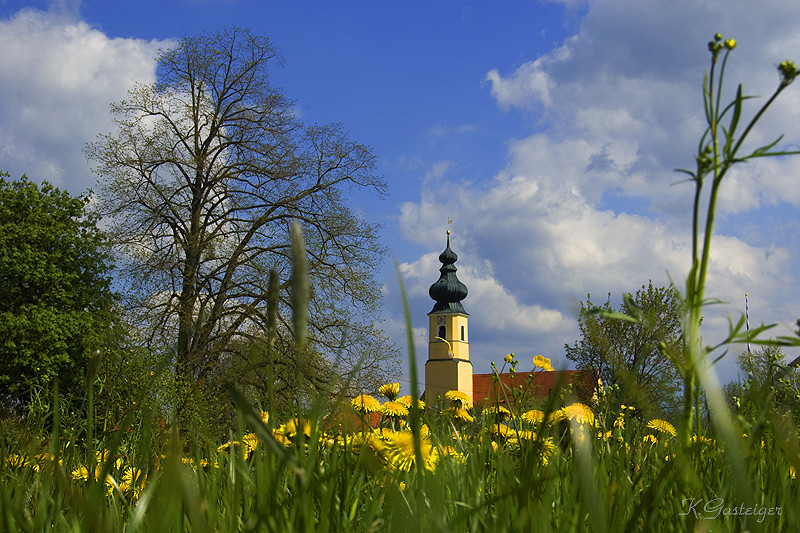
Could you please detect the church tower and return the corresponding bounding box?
[424,231,473,402]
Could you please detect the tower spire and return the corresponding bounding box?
[428,231,468,314]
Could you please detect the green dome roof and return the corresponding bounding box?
[429,233,468,314]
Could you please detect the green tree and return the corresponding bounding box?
[86,27,399,420]
[565,282,684,417]
[725,346,800,421]
[0,175,116,410]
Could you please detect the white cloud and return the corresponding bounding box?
[0,7,170,192]
[398,0,800,383]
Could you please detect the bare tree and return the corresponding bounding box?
[87,27,398,410]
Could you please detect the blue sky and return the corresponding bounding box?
[3,0,800,392]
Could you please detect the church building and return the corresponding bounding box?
[423,231,597,406]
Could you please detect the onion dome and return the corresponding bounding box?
[429,232,468,314]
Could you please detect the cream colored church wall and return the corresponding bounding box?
[427,313,469,360]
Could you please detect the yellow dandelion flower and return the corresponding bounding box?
[485,405,511,419]
[547,409,566,425]
[282,418,312,439]
[562,403,595,425]
[791,466,796,479]
[537,437,556,465]
[515,429,535,441]
[381,430,439,472]
[643,434,659,444]
[217,441,239,453]
[6,454,29,468]
[504,353,514,364]
[438,445,466,463]
[242,432,258,454]
[445,390,472,408]
[646,419,676,437]
[443,406,474,423]
[533,355,554,371]
[351,394,381,414]
[378,382,400,400]
[272,431,292,447]
[260,410,269,425]
[380,401,409,418]
[71,465,89,481]
[521,409,545,425]
[397,395,425,409]
[489,423,512,437]
[120,467,146,499]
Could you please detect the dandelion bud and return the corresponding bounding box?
[504,353,514,364]
[779,60,799,83]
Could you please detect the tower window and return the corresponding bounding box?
[438,325,446,339]
[461,325,465,341]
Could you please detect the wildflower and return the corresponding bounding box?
[242,432,258,455]
[691,435,714,446]
[380,401,409,418]
[260,410,270,425]
[217,441,240,453]
[445,390,472,408]
[443,406,474,423]
[397,395,425,410]
[791,466,796,480]
[282,418,312,439]
[484,405,511,420]
[378,382,400,400]
[779,60,799,83]
[71,465,89,481]
[380,430,439,472]
[120,467,146,499]
[724,39,736,50]
[272,430,292,447]
[438,445,466,463]
[489,423,512,438]
[646,419,676,437]
[533,355,554,371]
[643,434,659,444]
[504,353,514,364]
[562,403,595,426]
[547,409,566,425]
[351,394,381,414]
[521,409,545,425]
[6,454,29,468]
[535,437,556,465]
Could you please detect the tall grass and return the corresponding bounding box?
[2,36,800,532]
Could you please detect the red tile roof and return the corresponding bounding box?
[472,369,597,406]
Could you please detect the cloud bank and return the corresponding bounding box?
[396,0,800,382]
[0,6,168,191]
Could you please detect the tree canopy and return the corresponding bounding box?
[565,281,684,417]
[0,175,116,409]
[86,27,399,416]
